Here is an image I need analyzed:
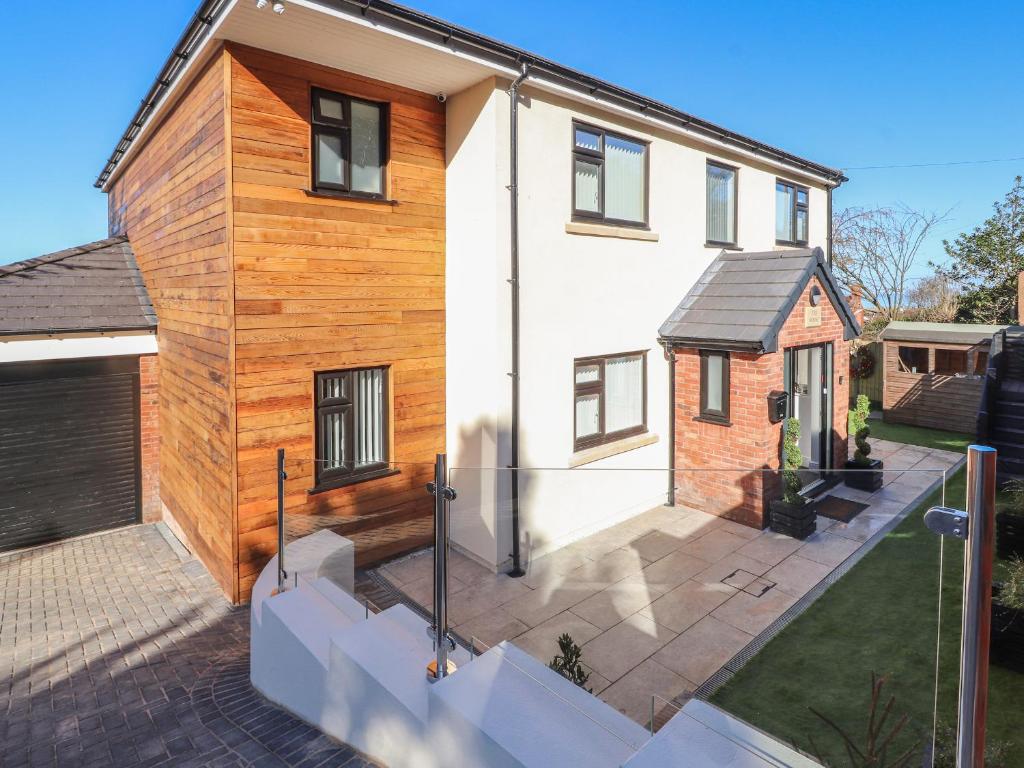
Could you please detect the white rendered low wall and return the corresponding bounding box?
[250,532,820,767]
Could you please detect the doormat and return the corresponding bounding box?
[817,495,870,524]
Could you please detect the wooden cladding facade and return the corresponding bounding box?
[108,43,446,602]
[881,340,987,433]
[107,52,237,598]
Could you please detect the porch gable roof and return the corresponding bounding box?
[658,247,861,354]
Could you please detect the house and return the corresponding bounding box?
[81,0,855,602]
[0,237,159,552]
[879,321,1006,434]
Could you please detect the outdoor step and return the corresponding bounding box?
[996,399,1024,413]
[997,455,1024,479]
[992,426,1024,444]
[998,385,1024,403]
[993,411,1024,431]
[990,441,1024,460]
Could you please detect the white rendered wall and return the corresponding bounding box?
[445,78,832,569]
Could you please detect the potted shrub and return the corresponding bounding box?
[770,417,816,539]
[845,394,884,492]
[996,479,1024,561]
[991,557,1024,672]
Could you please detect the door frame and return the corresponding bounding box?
[783,342,834,478]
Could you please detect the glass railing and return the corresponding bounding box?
[269,442,1024,765]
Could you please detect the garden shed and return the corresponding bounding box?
[879,321,1006,433]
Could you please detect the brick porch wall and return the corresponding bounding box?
[673,277,850,528]
[139,353,161,523]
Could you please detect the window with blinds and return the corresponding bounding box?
[776,180,809,244]
[573,351,647,451]
[572,122,648,227]
[706,162,737,246]
[314,367,390,489]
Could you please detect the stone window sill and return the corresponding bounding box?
[565,221,660,242]
[569,432,659,468]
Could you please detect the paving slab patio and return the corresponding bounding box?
[372,436,963,726]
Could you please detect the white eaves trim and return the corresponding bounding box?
[102,0,838,190]
[0,333,158,364]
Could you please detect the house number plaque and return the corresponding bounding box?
[804,306,822,327]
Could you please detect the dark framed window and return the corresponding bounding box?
[699,350,730,423]
[572,121,648,227]
[314,366,390,489]
[898,346,929,374]
[775,180,809,245]
[311,87,388,198]
[935,348,968,375]
[574,351,647,451]
[706,161,738,246]
[974,350,989,376]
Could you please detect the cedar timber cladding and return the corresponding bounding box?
[228,45,446,599]
[106,50,237,598]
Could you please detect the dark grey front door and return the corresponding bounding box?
[786,343,833,487]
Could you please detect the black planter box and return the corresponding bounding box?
[991,584,1024,672]
[844,458,884,492]
[769,498,817,540]
[996,512,1024,562]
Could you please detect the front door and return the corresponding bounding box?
[786,343,833,487]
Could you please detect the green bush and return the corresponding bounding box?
[850,394,873,467]
[782,417,805,506]
[997,557,1024,611]
[548,633,592,692]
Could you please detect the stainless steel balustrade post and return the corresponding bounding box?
[277,447,287,593]
[957,445,996,768]
[427,453,456,681]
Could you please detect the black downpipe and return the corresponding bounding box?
[664,344,676,507]
[508,64,530,578]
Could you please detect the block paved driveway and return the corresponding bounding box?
[0,524,380,768]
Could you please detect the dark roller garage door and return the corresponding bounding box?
[0,357,141,552]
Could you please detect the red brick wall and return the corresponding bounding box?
[139,354,161,523]
[673,277,850,527]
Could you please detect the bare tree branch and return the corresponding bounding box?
[831,205,948,322]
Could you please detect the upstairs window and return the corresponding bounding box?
[574,352,647,451]
[935,348,968,375]
[898,346,929,374]
[311,87,387,197]
[572,122,648,227]
[706,162,738,246]
[775,180,809,245]
[315,367,389,489]
[699,350,731,424]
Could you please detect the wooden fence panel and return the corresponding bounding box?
[850,341,883,405]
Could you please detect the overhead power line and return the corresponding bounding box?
[842,156,1024,171]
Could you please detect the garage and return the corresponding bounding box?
[0,358,142,551]
[0,236,159,552]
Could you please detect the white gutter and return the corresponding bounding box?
[0,333,158,364]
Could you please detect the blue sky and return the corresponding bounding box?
[2,0,1021,279]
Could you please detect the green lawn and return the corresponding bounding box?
[867,420,974,454]
[710,468,1022,766]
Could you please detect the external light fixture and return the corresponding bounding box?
[272,1,286,13]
